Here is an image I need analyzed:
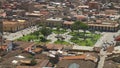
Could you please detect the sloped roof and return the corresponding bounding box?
[63,21,74,25]
[68,63,80,68]
[46,44,63,50]
[56,59,96,68]
[114,35,120,41]
[61,53,98,62]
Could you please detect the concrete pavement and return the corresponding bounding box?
[95,31,120,68]
[97,49,107,68]
[94,32,117,47]
[3,26,39,40]
[47,33,57,43]
[47,31,73,44]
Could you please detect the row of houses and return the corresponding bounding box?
[39,17,120,32]
[0,16,119,33]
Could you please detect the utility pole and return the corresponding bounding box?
[0,19,3,46]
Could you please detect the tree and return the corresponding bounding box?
[32,31,40,39]
[89,29,95,41]
[49,55,59,66]
[30,59,37,66]
[56,23,62,34]
[71,21,81,32]
[108,2,114,9]
[55,23,64,41]
[40,36,46,42]
[71,21,88,40]
[79,22,88,40]
[40,26,52,39]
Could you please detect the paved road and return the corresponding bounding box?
[97,49,107,68]
[95,31,120,68]
[94,32,117,47]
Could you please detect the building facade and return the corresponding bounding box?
[88,23,119,32]
[3,20,29,32]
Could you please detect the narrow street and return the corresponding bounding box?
[97,49,107,68]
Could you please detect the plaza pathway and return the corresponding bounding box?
[3,26,39,40]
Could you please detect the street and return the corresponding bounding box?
[94,32,118,47]
[97,49,107,68]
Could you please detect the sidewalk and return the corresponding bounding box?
[94,32,117,47]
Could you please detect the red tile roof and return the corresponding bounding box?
[46,44,63,50]
[24,43,35,51]
[74,15,87,20]
[115,35,120,41]
[63,21,74,25]
[62,54,86,60]
[61,54,98,62]
[39,60,49,67]
[40,11,49,15]
[0,45,7,50]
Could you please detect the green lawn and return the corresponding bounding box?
[17,34,37,42]
[69,31,90,36]
[17,28,101,46]
[71,38,97,46]
[52,29,67,34]
[17,31,51,43]
[54,40,70,45]
[70,31,101,46]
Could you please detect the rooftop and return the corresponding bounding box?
[72,46,94,51]
[61,53,98,62]
[88,23,119,27]
[63,21,74,25]
[45,44,63,50]
[25,12,43,17]
[56,59,97,68]
[46,17,63,21]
